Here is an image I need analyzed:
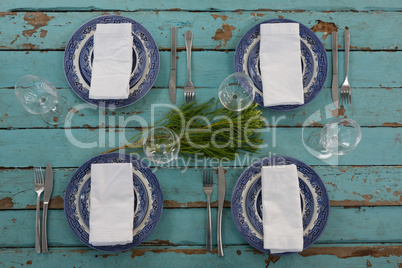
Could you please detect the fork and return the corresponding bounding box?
[184,30,195,103]
[34,167,44,253]
[203,170,213,252]
[341,30,351,104]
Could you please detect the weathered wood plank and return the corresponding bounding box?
[0,207,401,247]
[0,166,401,210]
[0,51,400,89]
[0,11,400,51]
[1,0,402,12]
[0,245,401,268]
[1,128,401,167]
[0,87,401,129]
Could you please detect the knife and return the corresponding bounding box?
[331,31,339,116]
[217,165,226,257]
[42,163,53,253]
[169,27,177,104]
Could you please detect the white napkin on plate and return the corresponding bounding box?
[261,164,303,254]
[259,23,304,107]
[89,23,132,99]
[89,163,134,246]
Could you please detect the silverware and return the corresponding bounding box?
[217,165,226,257]
[34,167,44,254]
[331,31,339,116]
[202,169,213,252]
[341,30,351,104]
[42,163,53,253]
[169,26,177,104]
[184,30,195,103]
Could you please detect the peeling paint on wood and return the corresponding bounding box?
[211,14,228,21]
[39,29,47,38]
[10,34,20,45]
[25,196,64,209]
[311,19,337,40]
[69,249,87,254]
[331,105,346,117]
[144,239,176,246]
[82,124,97,131]
[0,197,14,209]
[129,248,218,257]
[211,23,236,49]
[251,12,265,22]
[21,43,38,49]
[265,255,281,266]
[0,12,17,17]
[382,122,402,127]
[330,200,402,206]
[22,12,54,39]
[300,246,402,258]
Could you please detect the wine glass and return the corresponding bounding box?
[321,118,362,155]
[15,75,70,125]
[143,126,180,164]
[306,118,362,159]
[218,72,255,111]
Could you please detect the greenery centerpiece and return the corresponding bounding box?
[104,99,266,160]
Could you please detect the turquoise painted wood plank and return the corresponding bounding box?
[1,87,401,129]
[1,166,401,210]
[1,0,402,12]
[0,245,401,268]
[0,51,400,89]
[0,207,401,247]
[1,128,401,167]
[0,11,400,51]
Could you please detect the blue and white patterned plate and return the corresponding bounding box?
[64,153,163,252]
[231,156,329,254]
[64,15,159,108]
[234,19,328,111]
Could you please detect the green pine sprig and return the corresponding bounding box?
[104,99,265,160]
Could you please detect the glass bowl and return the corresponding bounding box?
[321,118,362,155]
[143,126,180,164]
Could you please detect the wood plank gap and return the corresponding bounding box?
[6,8,402,13]
[1,47,401,52]
[1,125,400,131]
[1,164,401,170]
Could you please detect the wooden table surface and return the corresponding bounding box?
[0,0,401,267]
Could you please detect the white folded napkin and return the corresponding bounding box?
[89,163,134,246]
[261,164,303,254]
[259,23,304,107]
[89,23,132,99]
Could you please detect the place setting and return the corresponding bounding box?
[231,156,330,254]
[63,15,160,108]
[64,153,163,252]
[234,18,328,111]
